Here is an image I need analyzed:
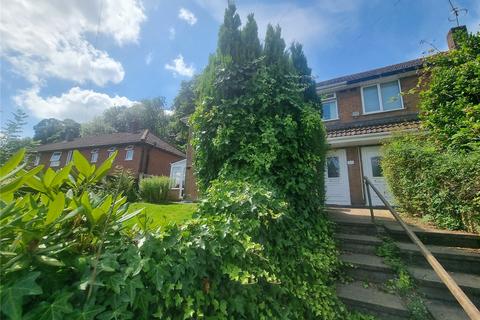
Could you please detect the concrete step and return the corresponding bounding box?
[425,300,469,320]
[383,223,480,249]
[336,233,382,254]
[341,252,395,283]
[408,266,480,306]
[396,242,480,274]
[333,218,378,236]
[337,281,409,320]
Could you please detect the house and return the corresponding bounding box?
[182,26,466,206]
[33,129,186,178]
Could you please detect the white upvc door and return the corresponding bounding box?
[361,146,394,206]
[325,149,351,206]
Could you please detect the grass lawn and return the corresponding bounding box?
[126,202,197,229]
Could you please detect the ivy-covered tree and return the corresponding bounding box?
[241,13,261,61]
[291,42,319,104]
[419,29,480,149]
[168,79,197,149]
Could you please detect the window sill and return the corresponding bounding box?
[322,118,340,122]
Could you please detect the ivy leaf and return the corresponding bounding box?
[71,305,106,320]
[25,292,73,320]
[45,193,65,225]
[0,272,42,320]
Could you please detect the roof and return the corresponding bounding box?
[317,58,424,89]
[327,119,420,139]
[34,129,186,158]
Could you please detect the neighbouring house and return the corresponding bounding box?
[33,129,186,178]
[181,26,466,206]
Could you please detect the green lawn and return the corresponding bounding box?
[126,202,197,229]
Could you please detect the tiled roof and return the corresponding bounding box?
[34,130,186,157]
[317,58,424,88]
[327,120,420,138]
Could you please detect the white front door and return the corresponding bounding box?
[325,149,351,205]
[361,146,394,206]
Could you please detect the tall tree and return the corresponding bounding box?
[264,24,287,67]
[290,42,319,104]
[169,79,197,149]
[241,14,261,61]
[217,2,242,61]
[0,109,36,165]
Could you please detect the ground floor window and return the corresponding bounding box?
[169,159,186,198]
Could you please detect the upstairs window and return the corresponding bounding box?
[91,149,99,163]
[321,92,338,121]
[125,145,134,161]
[34,154,40,166]
[50,152,62,167]
[66,150,73,164]
[107,147,116,158]
[362,80,403,113]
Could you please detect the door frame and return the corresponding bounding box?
[325,148,351,206]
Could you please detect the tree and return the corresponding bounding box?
[217,2,242,60]
[168,79,197,149]
[263,24,288,67]
[291,42,319,104]
[81,116,116,136]
[33,118,80,144]
[0,109,36,165]
[241,14,261,61]
[418,29,480,149]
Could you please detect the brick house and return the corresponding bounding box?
[33,129,185,177]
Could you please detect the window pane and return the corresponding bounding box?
[322,101,338,120]
[91,151,98,163]
[371,156,383,177]
[381,81,402,110]
[363,85,380,112]
[327,156,340,178]
[125,149,134,160]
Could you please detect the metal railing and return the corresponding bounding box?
[363,176,480,320]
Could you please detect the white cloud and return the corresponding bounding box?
[14,86,137,122]
[169,27,176,40]
[178,8,197,25]
[0,0,146,86]
[145,52,153,65]
[165,55,195,77]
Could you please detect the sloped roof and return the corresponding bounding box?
[327,119,420,138]
[34,129,185,157]
[317,58,424,88]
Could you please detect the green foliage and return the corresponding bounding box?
[33,118,81,144]
[139,176,170,204]
[290,42,320,104]
[376,238,430,320]
[0,109,37,165]
[125,202,196,229]
[382,134,480,233]
[0,149,144,319]
[418,30,480,149]
[100,167,139,202]
[169,79,197,149]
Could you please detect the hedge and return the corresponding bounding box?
[382,134,480,233]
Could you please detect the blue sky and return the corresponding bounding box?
[1,0,479,136]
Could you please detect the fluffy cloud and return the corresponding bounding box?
[178,8,197,25]
[165,55,195,77]
[14,86,137,122]
[0,0,146,86]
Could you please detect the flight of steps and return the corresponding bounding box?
[331,213,480,320]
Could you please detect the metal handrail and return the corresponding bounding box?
[363,176,480,320]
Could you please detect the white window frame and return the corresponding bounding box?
[321,92,339,122]
[66,150,73,164]
[125,145,134,161]
[90,149,99,163]
[50,151,62,167]
[361,79,404,115]
[107,147,116,158]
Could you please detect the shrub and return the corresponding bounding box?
[382,134,480,233]
[139,176,170,203]
[100,166,139,202]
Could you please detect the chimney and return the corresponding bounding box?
[447,25,467,50]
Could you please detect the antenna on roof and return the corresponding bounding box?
[447,0,467,26]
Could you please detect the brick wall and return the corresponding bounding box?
[324,74,420,129]
[37,144,183,177]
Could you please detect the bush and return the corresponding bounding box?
[139,176,170,203]
[382,134,480,233]
[100,166,139,202]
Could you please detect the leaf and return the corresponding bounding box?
[0,148,26,179]
[116,208,144,223]
[0,272,42,320]
[93,151,117,181]
[50,164,72,188]
[25,292,73,320]
[73,150,91,177]
[45,193,65,225]
[72,305,106,320]
[37,255,65,267]
[24,175,47,193]
[43,168,56,187]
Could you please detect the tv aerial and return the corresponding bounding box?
[448,0,468,26]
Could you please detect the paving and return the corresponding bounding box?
[329,207,480,320]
